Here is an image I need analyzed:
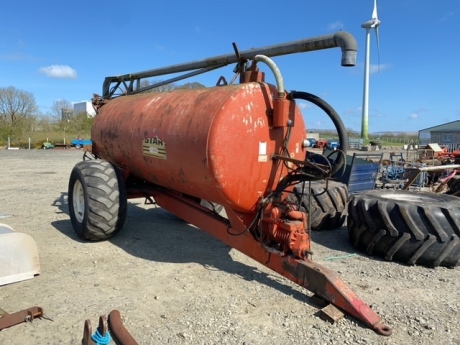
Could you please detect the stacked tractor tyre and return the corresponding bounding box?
[347,190,460,268]
[287,180,349,231]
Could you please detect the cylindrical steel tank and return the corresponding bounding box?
[92,82,307,212]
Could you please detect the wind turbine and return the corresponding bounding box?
[360,0,381,141]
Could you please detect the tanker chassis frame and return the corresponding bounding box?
[69,32,392,336]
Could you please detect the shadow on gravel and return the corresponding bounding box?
[310,227,391,268]
[309,227,356,254]
[51,197,324,309]
[52,192,85,242]
[52,192,69,216]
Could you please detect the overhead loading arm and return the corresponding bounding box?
[101,31,357,99]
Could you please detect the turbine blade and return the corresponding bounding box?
[374,26,381,73]
[372,0,378,19]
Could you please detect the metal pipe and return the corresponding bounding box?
[102,31,358,98]
[123,65,222,96]
[108,310,138,345]
[254,55,285,98]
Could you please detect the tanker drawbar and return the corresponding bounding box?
[68,32,392,336]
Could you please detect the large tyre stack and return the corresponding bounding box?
[347,190,460,268]
[287,181,349,230]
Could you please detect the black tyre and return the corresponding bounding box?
[68,160,127,240]
[348,190,460,267]
[447,177,460,196]
[287,181,348,230]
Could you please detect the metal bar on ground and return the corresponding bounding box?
[0,306,44,330]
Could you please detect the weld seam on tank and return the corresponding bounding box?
[254,55,285,98]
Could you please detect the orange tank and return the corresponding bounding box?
[91,82,307,213]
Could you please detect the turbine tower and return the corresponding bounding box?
[361,0,381,140]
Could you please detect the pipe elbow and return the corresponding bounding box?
[254,55,285,97]
[334,31,358,67]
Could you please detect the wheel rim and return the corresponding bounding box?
[372,190,451,203]
[72,180,85,223]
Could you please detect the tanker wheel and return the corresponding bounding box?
[447,177,460,196]
[68,160,127,241]
[287,180,348,230]
[348,190,460,268]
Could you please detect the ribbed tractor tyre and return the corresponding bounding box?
[287,181,349,230]
[348,190,460,268]
[68,160,127,241]
[447,177,460,196]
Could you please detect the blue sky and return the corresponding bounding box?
[1,0,458,133]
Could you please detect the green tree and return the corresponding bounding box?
[142,79,176,93]
[69,112,93,138]
[50,99,73,123]
[0,86,39,141]
[139,80,205,93]
[175,82,206,90]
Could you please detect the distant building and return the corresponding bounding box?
[418,120,460,150]
[61,108,73,122]
[73,101,96,118]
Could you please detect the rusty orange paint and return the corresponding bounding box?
[92,83,306,213]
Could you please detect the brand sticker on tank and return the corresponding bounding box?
[258,141,267,162]
[143,137,167,159]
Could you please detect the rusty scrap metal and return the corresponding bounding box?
[403,164,460,190]
[82,315,109,345]
[108,310,138,345]
[0,306,45,330]
[82,310,138,345]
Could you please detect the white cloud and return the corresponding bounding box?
[407,108,427,121]
[369,63,389,74]
[344,107,362,116]
[440,11,454,22]
[297,101,312,111]
[327,21,344,30]
[1,53,35,61]
[39,65,77,79]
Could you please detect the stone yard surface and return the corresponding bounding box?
[0,149,459,345]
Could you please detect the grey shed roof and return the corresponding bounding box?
[419,120,460,132]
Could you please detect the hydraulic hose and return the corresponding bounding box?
[288,91,348,175]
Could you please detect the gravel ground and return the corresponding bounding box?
[0,149,459,345]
